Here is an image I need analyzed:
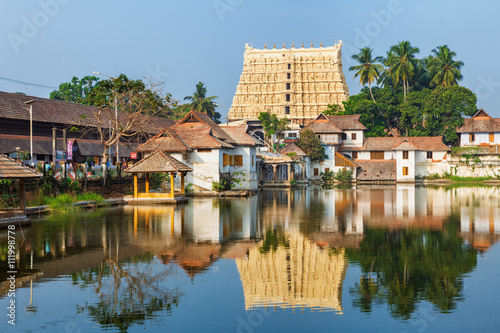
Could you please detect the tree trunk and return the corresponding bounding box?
[102,146,109,189]
[403,79,407,102]
[369,82,377,104]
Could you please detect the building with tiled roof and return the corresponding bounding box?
[0,90,176,165]
[135,110,258,190]
[457,109,500,146]
[302,112,451,182]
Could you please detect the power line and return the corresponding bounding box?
[0,76,58,90]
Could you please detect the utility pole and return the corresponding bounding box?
[24,100,35,166]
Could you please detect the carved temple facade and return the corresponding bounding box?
[228,41,349,125]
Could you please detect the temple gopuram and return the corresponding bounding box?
[228,41,349,125]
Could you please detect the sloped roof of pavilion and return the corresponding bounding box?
[125,149,192,173]
[0,155,42,179]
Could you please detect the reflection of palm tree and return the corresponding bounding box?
[346,222,477,319]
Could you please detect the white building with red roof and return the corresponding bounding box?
[136,111,258,191]
[303,113,450,182]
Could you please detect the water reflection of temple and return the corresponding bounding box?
[236,232,346,313]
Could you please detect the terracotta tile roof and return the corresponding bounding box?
[0,90,176,134]
[136,128,191,153]
[174,129,235,149]
[362,137,449,151]
[393,139,419,151]
[171,111,237,145]
[0,155,41,179]
[278,142,307,156]
[222,126,256,146]
[327,114,367,130]
[125,150,192,173]
[303,117,342,134]
[355,160,396,181]
[457,109,500,133]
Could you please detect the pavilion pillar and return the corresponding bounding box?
[133,174,138,198]
[272,165,277,182]
[170,173,175,198]
[287,164,291,181]
[302,162,306,180]
[145,173,150,194]
[62,129,67,162]
[19,179,26,213]
[181,172,185,195]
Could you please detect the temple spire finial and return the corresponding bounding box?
[273,43,276,49]
[283,42,286,49]
[311,42,314,48]
[264,43,267,49]
[292,42,295,48]
[320,41,323,47]
[301,42,304,48]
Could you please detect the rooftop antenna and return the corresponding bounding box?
[24,83,30,96]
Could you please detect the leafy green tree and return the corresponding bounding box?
[429,45,464,87]
[297,128,327,162]
[346,220,477,319]
[183,82,221,123]
[50,76,100,104]
[258,112,290,144]
[84,75,173,186]
[349,47,384,103]
[388,41,420,101]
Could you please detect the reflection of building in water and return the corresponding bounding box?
[125,196,258,243]
[453,187,500,251]
[236,232,346,313]
[125,198,259,279]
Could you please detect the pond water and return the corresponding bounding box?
[1,185,500,332]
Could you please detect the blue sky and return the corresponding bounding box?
[1,0,499,118]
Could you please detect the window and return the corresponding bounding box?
[287,73,291,79]
[370,151,384,160]
[469,133,475,142]
[352,151,358,159]
[223,153,229,166]
[198,149,212,153]
[403,167,409,176]
[230,155,234,166]
[287,63,291,70]
[314,168,319,176]
[286,83,291,90]
[427,151,433,159]
[252,155,254,166]
[402,151,409,159]
[286,94,290,102]
[341,133,347,140]
[234,155,243,166]
[285,106,290,114]
[351,133,357,140]
[36,154,45,161]
[325,168,330,173]
[490,133,495,142]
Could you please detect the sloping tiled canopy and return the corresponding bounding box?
[0,155,41,179]
[125,150,192,174]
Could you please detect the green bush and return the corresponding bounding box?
[334,169,353,182]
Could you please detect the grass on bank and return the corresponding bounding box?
[28,192,106,213]
[424,172,498,183]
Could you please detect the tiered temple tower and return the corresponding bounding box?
[228,41,349,125]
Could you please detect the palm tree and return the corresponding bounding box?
[378,51,396,89]
[349,47,384,103]
[388,41,420,101]
[429,45,464,87]
[184,82,220,123]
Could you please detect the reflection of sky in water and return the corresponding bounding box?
[0,186,499,332]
